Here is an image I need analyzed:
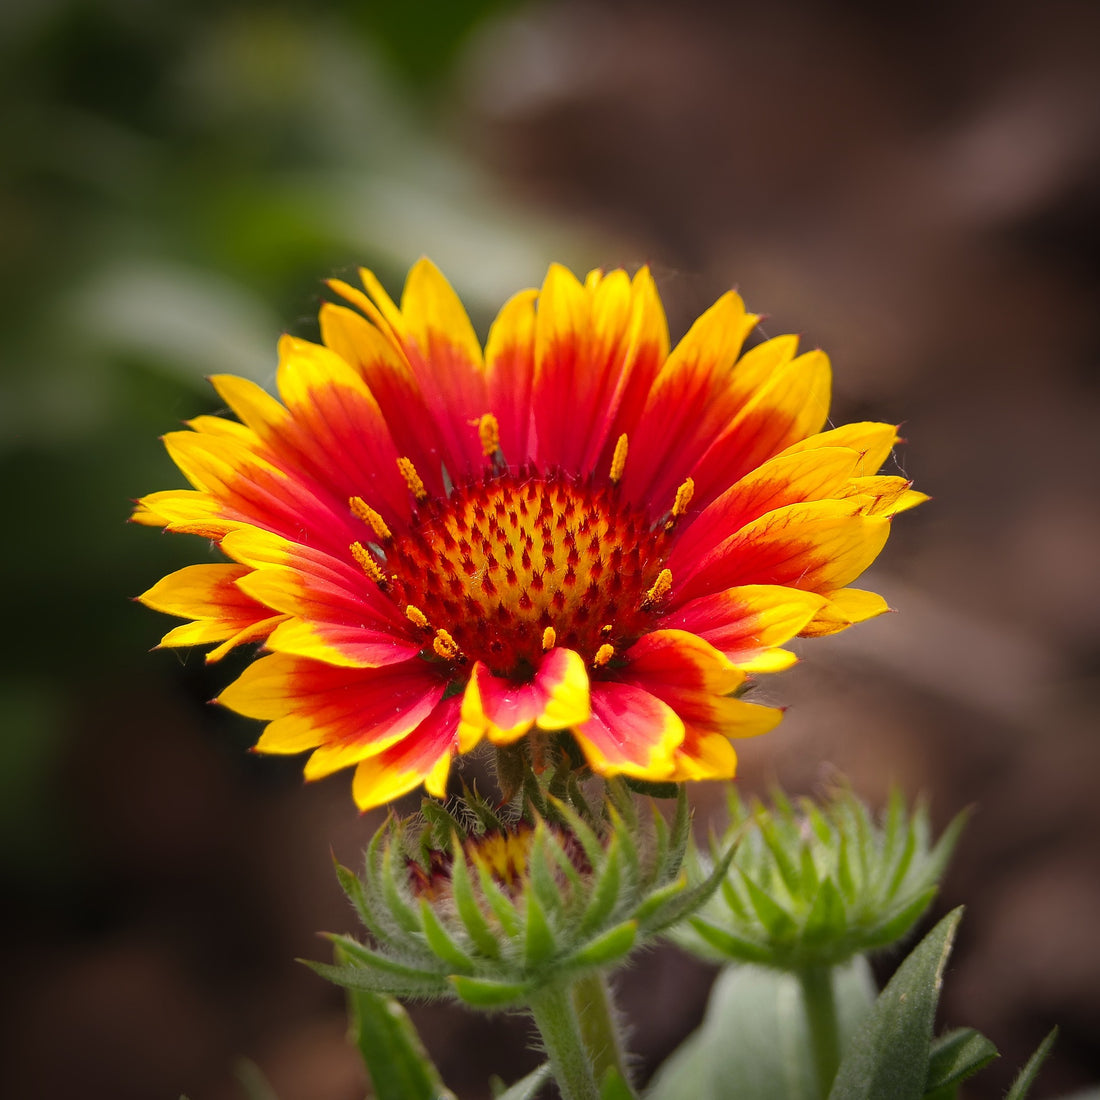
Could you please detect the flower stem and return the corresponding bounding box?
[798,965,841,1098]
[572,971,635,1094]
[528,983,602,1100]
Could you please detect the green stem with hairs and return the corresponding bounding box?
[573,971,636,1095]
[528,983,603,1100]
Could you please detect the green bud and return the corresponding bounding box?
[315,782,723,1008]
[675,785,966,971]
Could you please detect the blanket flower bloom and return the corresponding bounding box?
[134,260,924,809]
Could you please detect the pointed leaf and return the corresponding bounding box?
[828,907,963,1100]
[1004,1028,1058,1100]
[924,1028,998,1093]
[492,1063,552,1100]
[345,979,456,1100]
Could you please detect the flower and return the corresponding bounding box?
[135,260,924,809]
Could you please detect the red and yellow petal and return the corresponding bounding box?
[620,290,759,506]
[457,647,591,750]
[688,346,832,509]
[485,288,538,463]
[667,699,784,782]
[673,446,863,569]
[351,694,463,811]
[800,587,891,637]
[675,500,892,604]
[220,654,446,777]
[532,265,642,473]
[139,563,284,659]
[574,682,683,780]
[658,584,827,670]
[779,422,900,475]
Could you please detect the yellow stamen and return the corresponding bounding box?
[478,413,501,457]
[645,568,673,605]
[609,433,628,484]
[349,496,392,541]
[433,629,460,660]
[672,477,694,518]
[405,605,430,629]
[542,626,556,651]
[599,624,613,637]
[351,542,387,586]
[594,643,615,667]
[397,456,427,501]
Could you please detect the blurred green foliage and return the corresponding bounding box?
[0,0,586,871]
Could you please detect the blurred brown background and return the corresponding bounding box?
[2,0,1098,1097]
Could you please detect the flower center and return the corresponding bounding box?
[355,469,675,678]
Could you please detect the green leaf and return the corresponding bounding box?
[492,1063,552,1100]
[346,981,456,1100]
[1004,1028,1058,1100]
[924,1028,998,1093]
[828,908,963,1100]
[648,957,876,1100]
[450,974,531,1009]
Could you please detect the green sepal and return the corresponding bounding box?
[828,907,963,1100]
[563,920,637,972]
[381,837,423,935]
[476,859,523,938]
[492,1063,552,1100]
[739,869,798,940]
[1004,1028,1058,1100]
[663,786,691,885]
[870,886,939,949]
[923,1028,998,1094]
[305,957,446,998]
[523,879,557,966]
[450,974,531,1008]
[643,839,738,934]
[580,834,623,935]
[529,825,568,917]
[449,843,501,958]
[418,898,475,973]
[342,950,457,1100]
[334,858,403,951]
[802,876,846,945]
[686,917,776,965]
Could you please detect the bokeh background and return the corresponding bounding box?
[2,1,1098,1097]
